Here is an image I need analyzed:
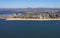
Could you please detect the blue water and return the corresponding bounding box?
[0,12,25,14]
[0,20,60,38]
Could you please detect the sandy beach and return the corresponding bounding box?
[6,18,60,20]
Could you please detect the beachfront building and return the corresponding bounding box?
[25,12,50,19]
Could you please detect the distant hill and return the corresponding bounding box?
[0,8,60,14]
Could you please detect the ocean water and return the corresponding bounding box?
[0,20,60,38]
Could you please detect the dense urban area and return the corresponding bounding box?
[0,8,60,19]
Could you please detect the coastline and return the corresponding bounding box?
[6,18,60,20]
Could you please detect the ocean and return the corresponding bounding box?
[0,20,60,38]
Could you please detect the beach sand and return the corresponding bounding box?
[6,18,60,20]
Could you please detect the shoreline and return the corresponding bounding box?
[6,18,60,20]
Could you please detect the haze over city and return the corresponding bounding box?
[0,0,60,8]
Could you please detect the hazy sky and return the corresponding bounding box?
[0,0,60,8]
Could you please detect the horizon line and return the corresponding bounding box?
[0,7,60,9]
